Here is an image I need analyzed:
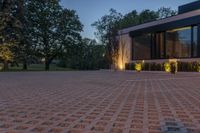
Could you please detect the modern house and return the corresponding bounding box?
[117,1,200,69]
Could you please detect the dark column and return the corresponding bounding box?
[197,24,200,57]
[154,33,157,59]
[131,37,134,60]
[151,33,156,59]
[150,33,153,59]
[191,26,194,58]
[157,33,162,59]
[163,31,167,59]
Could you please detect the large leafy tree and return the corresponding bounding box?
[61,38,107,70]
[119,10,139,28]
[138,9,158,23]
[14,0,35,70]
[80,38,107,70]
[157,7,177,19]
[26,0,83,70]
[57,9,83,62]
[92,9,122,66]
[0,0,21,70]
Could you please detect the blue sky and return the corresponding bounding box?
[61,0,195,39]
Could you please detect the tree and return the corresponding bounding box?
[15,0,39,70]
[0,44,13,70]
[58,37,108,70]
[80,38,107,70]
[157,7,177,19]
[57,9,83,64]
[26,0,83,70]
[0,0,21,70]
[118,8,177,29]
[119,10,139,28]
[139,9,158,23]
[92,9,122,67]
[13,0,32,70]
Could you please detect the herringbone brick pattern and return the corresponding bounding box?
[0,71,200,133]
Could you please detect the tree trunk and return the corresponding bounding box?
[45,60,50,71]
[23,61,27,70]
[3,61,9,71]
[16,62,19,67]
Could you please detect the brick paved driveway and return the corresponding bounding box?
[0,71,200,133]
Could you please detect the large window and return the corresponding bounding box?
[166,27,191,58]
[131,26,198,60]
[133,34,151,60]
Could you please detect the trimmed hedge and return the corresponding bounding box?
[125,61,200,72]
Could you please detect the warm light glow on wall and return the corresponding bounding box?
[119,63,123,70]
[117,46,125,70]
[117,53,124,70]
[116,34,132,70]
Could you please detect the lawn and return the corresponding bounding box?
[0,63,73,72]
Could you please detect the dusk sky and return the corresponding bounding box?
[61,0,195,39]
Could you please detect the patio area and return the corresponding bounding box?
[0,71,200,133]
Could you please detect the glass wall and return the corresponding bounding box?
[133,34,151,60]
[166,27,191,58]
[131,26,199,60]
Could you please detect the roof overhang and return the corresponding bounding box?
[119,9,200,37]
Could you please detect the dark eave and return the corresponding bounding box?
[179,0,200,14]
[118,9,200,37]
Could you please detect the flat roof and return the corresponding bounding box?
[179,0,200,14]
[119,9,200,35]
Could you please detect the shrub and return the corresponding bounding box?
[125,63,130,70]
[130,63,135,70]
[125,61,200,72]
[197,62,200,72]
[164,62,171,73]
[151,62,156,71]
[135,63,142,72]
[170,62,178,74]
[57,60,67,68]
[143,63,150,71]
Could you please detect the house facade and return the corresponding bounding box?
[117,1,200,69]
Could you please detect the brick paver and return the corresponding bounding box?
[0,71,200,133]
